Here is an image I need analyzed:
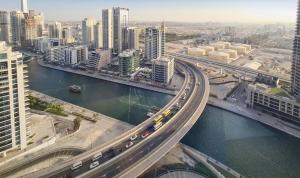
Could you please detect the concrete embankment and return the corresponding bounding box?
[37,60,177,96]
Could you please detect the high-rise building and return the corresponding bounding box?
[23,10,40,46]
[160,22,166,56]
[21,0,28,13]
[62,27,75,44]
[113,7,129,54]
[48,21,62,39]
[102,9,113,50]
[0,41,29,155]
[145,27,162,61]
[82,18,96,48]
[292,0,300,98]
[122,27,140,51]
[118,49,140,77]
[152,57,174,84]
[94,21,103,49]
[10,11,25,46]
[34,13,44,37]
[0,11,12,44]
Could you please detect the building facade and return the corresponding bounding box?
[0,42,29,155]
[10,11,25,46]
[102,9,113,50]
[48,21,62,40]
[292,0,300,98]
[122,27,140,51]
[0,11,12,44]
[113,7,129,54]
[118,50,140,77]
[94,22,103,49]
[145,26,163,61]
[152,57,174,84]
[87,49,112,70]
[82,18,96,48]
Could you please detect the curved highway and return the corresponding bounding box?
[20,61,209,178]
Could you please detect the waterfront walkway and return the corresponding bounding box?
[38,60,178,96]
[208,97,300,139]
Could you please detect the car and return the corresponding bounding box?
[142,131,151,139]
[126,141,134,148]
[130,134,138,141]
[92,152,102,161]
[89,161,100,169]
[71,161,82,171]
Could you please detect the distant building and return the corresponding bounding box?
[33,37,60,53]
[23,10,43,46]
[144,23,165,61]
[94,22,103,49]
[0,42,30,155]
[48,21,62,40]
[291,0,300,98]
[246,83,300,124]
[87,49,112,70]
[62,27,75,44]
[82,18,96,48]
[256,74,279,88]
[122,27,140,50]
[0,11,12,44]
[21,0,28,13]
[10,11,25,46]
[102,9,113,50]
[113,7,129,54]
[118,49,140,77]
[152,57,174,84]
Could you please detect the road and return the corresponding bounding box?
[20,61,209,178]
[167,52,290,82]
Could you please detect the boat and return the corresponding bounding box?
[69,85,81,93]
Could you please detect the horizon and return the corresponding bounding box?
[0,0,297,24]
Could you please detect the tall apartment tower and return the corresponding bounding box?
[0,11,12,44]
[144,27,162,61]
[292,0,300,97]
[21,0,28,13]
[113,7,129,54]
[122,27,140,51]
[102,9,113,50]
[160,22,166,56]
[82,18,96,48]
[48,21,62,39]
[0,42,29,155]
[10,11,25,46]
[94,21,103,49]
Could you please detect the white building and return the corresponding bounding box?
[48,21,62,40]
[102,9,113,50]
[21,0,28,13]
[82,18,96,48]
[0,42,29,155]
[152,57,174,84]
[0,11,12,44]
[33,37,59,53]
[145,26,163,61]
[113,7,129,54]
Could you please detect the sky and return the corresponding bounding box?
[0,0,297,23]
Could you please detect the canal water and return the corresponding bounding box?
[27,60,300,178]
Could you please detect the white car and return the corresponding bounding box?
[130,134,138,141]
[126,141,134,148]
[89,161,100,169]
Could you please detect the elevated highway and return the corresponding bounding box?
[8,60,209,178]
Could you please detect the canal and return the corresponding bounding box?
[27,60,300,178]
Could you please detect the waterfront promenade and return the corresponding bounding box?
[37,60,178,96]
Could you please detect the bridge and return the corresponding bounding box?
[3,60,210,178]
[167,52,290,83]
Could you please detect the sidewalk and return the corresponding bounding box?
[208,97,300,139]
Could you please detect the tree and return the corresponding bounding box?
[73,117,82,131]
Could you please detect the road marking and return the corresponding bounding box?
[116,165,121,169]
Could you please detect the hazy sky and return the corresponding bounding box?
[0,0,297,23]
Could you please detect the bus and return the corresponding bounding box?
[153,122,163,131]
[71,161,82,171]
[162,109,171,117]
[154,115,163,123]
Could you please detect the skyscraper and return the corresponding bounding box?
[23,10,38,46]
[292,0,300,97]
[0,41,29,155]
[145,27,162,61]
[122,27,140,50]
[10,11,25,46]
[82,18,96,48]
[0,11,12,44]
[48,21,62,39]
[113,7,129,54]
[94,21,103,49]
[102,9,113,50]
[21,0,28,13]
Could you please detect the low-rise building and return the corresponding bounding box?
[187,47,206,57]
[198,46,215,55]
[217,49,238,59]
[208,51,231,64]
[118,50,140,77]
[246,83,300,124]
[87,49,112,70]
[152,57,174,84]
